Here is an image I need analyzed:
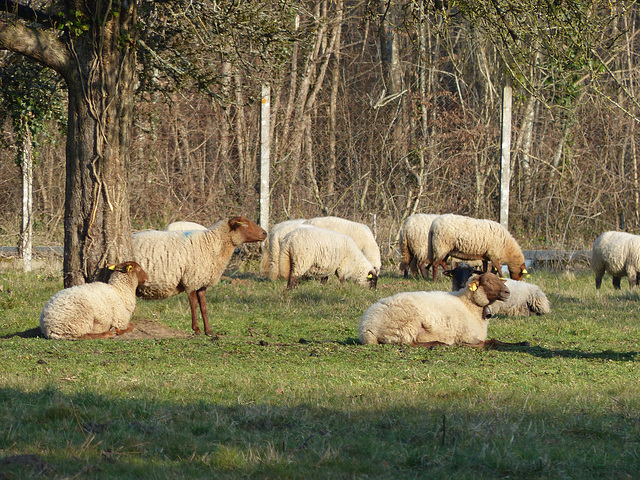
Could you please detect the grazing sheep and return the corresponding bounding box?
[445,262,551,316]
[398,213,440,279]
[260,219,307,280]
[40,261,148,340]
[164,221,208,232]
[592,231,640,289]
[278,226,378,289]
[427,214,527,282]
[304,216,382,274]
[359,272,527,347]
[132,216,267,335]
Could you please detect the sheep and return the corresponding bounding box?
[132,216,267,335]
[445,262,551,316]
[304,216,382,274]
[398,213,440,279]
[260,219,307,280]
[426,214,527,282]
[592,231,640,289]
[358,272,528,348]
[40,261,148,340]
[278,225,378,290]
[164,221,208,232]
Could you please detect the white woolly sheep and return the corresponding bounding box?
[304,216,382,274]
[132,216,267,335]
[164,221,208,232]
[592,231,640,289]
[260,219,307,280]
[426,214,527,282]
[40,261,148,340]
[445,262,551,316]
[278,226,378,290]
[398,213,440,279]
[359,272,528,348]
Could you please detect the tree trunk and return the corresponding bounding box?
[62,4,137,286]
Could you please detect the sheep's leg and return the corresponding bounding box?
[286,275,299,290]
[411,340,450,348]
[594,271,604,289]
[196,288,213,336]
[612,276,622,290]
[80,330,116,340]
[628,270,637,288]
[114,322,135,336]
[188,290,203,335]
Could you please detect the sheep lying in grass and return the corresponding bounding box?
[358,272,528,348]
[445,262,551,316]
[304,216,382,274]
[398,213,439,279]
[592,231,640,289]
[427,214,527,282]
[133,216,267,335]
[40,261,148,340]
[279,226,378,290]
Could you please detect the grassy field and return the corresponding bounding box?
[1,256,639,479]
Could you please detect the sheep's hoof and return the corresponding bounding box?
[192,328,202,335]
[205,330,214,337]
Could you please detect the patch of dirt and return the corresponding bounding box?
[115,317,192,340]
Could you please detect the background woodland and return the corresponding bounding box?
[2,0,639,260]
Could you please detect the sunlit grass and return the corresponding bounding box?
[1,260,640,478]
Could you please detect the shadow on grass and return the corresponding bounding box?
[1,327,43,339]
[522,345,638,361]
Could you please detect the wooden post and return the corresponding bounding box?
[21,124,33,272]
[260,84,271,231]
[500,85,512,230]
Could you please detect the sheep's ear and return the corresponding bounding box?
[230,219,248,229]
[108,264,116,270]
[126,264,133,272]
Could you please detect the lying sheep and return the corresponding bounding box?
[398,213,440,279]
[304,216,382,274]
[445,262,551,316]
[427,214,527,282]
[133,216,267,335]
[278,225,378,289]
[592,231,640,289]
[164,221,208,232]
[40,261,148,340]
[260,219,307,280]
[359,272,526,347]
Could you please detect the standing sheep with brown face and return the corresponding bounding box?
[426,214,527,282]
[358,272,527,348]
[40,261,148,340]
[132,216,267,336]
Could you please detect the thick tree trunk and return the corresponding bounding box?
[62,3,137,286]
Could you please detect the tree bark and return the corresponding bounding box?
[1,1,138,286]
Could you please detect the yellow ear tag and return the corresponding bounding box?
[108,264,116,270]
[367,273,373,279]
[522,268,528,274]
[469,283,478,292]
[126,265,133,272]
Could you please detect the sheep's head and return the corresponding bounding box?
[466,273,509,307]
[366,270,378,290]
[444,262,483,292]
[508,262,529,281]
[109,261,148,286]
[228,216,268,245]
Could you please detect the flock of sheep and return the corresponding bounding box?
[38,212,639,348]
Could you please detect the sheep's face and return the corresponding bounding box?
[508,262,528,281]
[366,270,378,290]
[467,273,510,306]
[229,216,268,245]
[110,261,148,286]
[444,262,483,292]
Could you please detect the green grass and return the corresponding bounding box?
[1,261,640,479]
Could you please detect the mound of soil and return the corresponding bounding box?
[115,318,192,340]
